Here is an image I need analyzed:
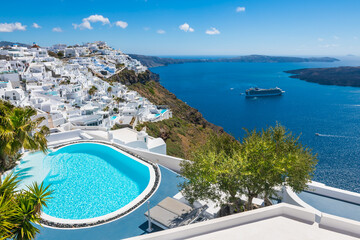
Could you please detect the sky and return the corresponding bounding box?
[0,0,359,56]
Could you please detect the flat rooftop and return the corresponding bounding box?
[126,203,360,240]
[187,216,357,240]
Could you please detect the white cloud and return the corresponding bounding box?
[84,14,110,25]
[354,36,358,40]
[236,6,246,12]
[333,35,339,40]
[32,23,41,29]
[73,14,110,30]
[115,21,128,29]
[0,22,26,32]
[317,38,324,42]
[73,21,92,30]
[52,27,63,32]
[205,27,220,35]
[179,23,194,32]
[157,29,165,34]
[144,27,150,31]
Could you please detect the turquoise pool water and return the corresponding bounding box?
[154,109,167,117]
[111,116,117,120]
[42,143,151,220]
[44,91,58,96]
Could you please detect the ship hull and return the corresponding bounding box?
[245,91,284,97]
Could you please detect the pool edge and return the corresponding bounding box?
[39,140,161,229]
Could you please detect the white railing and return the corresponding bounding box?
[114,143,185,173]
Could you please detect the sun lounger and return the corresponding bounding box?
[157,197,193,216]
[145,197,208,229]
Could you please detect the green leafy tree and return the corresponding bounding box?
[57,51,64,58]
[179,134,244,213]
[0,101,50,174]
[113,97,125,104]
[240,124,317,209]
[179,124,317,213]
[107,86,112,94]
[88,86,98,97]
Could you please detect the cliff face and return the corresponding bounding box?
[108,69,225,158]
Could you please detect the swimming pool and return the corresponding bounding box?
[111,116,117,120]
[44,91,58,96]
[35,142,158,227]
[154,109,167,118]
[297,191,360,222]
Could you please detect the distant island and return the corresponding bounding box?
[128,54,339,68]
[285,66,360,87]
[0,41,31,48]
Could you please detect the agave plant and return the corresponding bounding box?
[10,195,40,240]
[0,195,15,240]
[0,173,53,240]
[26,182,54,215]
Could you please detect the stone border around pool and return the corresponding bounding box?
[39,140,161,229]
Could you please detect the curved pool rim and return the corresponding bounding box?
[40,141,161,229]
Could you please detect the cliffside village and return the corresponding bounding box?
[0,41,172,154]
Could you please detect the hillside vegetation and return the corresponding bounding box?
[107,69,225,158]
[131,80,225,158]
[107,69,159,85]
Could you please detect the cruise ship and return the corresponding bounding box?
[245,87,284,97]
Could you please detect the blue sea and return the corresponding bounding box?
[151,56,360,193]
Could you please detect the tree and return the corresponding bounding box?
[47,51,58,59]
[179,124,317,214]
[88,86,98,97]
[57,51,64,58]
[240,124,317,209]
[113,97,125,104]
[0,101,50,174]
[0,173,53,240]
[107,86,112,94]
[179,134,244,214]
